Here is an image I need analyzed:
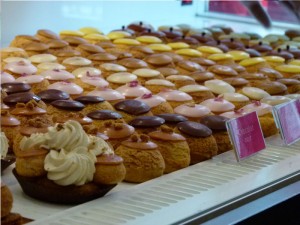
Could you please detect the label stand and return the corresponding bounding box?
[272,99,300,146]
[226,111,266,162]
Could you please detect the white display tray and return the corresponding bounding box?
[2,135,300,225]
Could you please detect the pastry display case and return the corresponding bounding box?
[1,1,300,224]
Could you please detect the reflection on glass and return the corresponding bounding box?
[208,0,298,23]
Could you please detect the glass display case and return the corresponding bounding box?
[1,1,300,224]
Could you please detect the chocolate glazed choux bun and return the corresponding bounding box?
[200,115,232,154]
[175,121,218,165]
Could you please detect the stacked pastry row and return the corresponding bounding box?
[1,24,300,186]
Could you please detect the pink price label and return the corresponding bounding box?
[274,99,300,145]
[226,111,266,161]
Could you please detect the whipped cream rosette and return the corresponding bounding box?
[14,120,124,204]
[1,132,15,172]
[18,120,113,186]
[1,132,9,159]
[45,147,96,186]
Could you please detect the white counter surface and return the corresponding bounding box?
[2,135,300,225]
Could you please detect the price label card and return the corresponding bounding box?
[226,111,266,161]
[273,99,300,145]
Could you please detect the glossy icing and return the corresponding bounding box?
[116,82,151,98]
[135,93,166,107]
[241,101,273,116]
[62,57,92,66]
[15,74,45,84]
[175,49,202,57]
[87,87,125,101]
[81,76,109,87]
[100,63,127,72]
[72,67,101,78]
[37,62,66,71]
[136,36,162,44]
[204,79,235,94]
[157,89,193,101]
[200,97,235,112]
[145,79,175,87]
[1,71,15,83]
[29,54,57,63]
[4,57,30,64]
[107,72,137,84]
[133,68,160,77]
[4,61,37,75]
[179,84,210,93]
[147,44,172,52]
[261,96,291,106]
[174,103,211,118]
[41,69,75,80]
[219,93,249,102]
[47,82,83,94]
[242,87,270,100]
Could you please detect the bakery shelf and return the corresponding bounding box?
[3,135,299,225]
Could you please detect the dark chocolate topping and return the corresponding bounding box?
[139,30,166,38]
[161,29,183,39]
[200,115,229,131]
[285,29,300,39]
[1,82,31,94]
[3,92,41,106]
[177,121,212,137]
[172,36,199,45]
[74,96,105,104]
[37,89,70,103]
[50,100,85,111]
[251,43,272,53]
[245,48,262,57]
[127,22,151,32]
[129,116,165,128]
[87,110,122,120]
[157,113,188,124]
[288,48,300,59]
[205,40,229,52]
[114,99,150,115]
[190,33,214,43]
[266,50,294,61]
[221,39,245,50]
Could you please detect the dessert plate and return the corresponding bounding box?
[13,169,116,205]
[1,155,16,172]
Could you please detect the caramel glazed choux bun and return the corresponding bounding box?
[1,183,22,225]
[115,134,165,183]
[149,125,190,173]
